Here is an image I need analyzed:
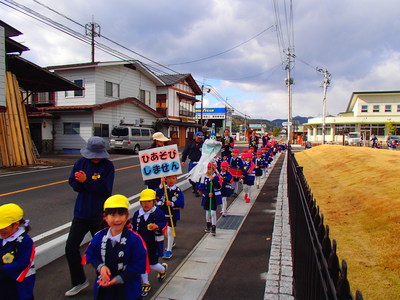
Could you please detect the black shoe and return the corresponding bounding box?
[205,222,211,233]
[211,225,216,236]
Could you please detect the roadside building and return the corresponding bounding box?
[27,61,164,153]
[156,74,202,146]
[305,91,400,144]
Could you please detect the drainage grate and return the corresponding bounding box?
[217,215,244,230]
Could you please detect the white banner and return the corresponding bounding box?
[138,144,182,180]
[187,138,222,183]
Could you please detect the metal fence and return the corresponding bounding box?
[287,150,363,300]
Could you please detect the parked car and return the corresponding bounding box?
[347,132,362,146]
[386,135,400,147]
[109,126,154,154]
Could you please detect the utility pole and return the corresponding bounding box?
[285,49,294,144]
[85,20,101,63]
[317,68,331,144]
[200,85,204,126]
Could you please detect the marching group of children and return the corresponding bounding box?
[195,142,280,239]
[0,138,283,300]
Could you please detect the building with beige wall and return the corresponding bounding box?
[305,91,400,144]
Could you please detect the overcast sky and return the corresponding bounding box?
[2,0,400,120]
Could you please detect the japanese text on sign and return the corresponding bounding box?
[138,144,182,180]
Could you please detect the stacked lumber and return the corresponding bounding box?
[0,72,38,167]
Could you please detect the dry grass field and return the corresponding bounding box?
[295,145,400,300]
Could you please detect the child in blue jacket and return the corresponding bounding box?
[227,149,244,197]
[131,189,167,297]
[0,203,35,300]
[219,161,233,216]
[198,163,222,236]
[85,195,147,300]
[254,152,265,189]
[242,153,256,203]
[156,175,184,260]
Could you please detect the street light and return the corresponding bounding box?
[200,85,211,126]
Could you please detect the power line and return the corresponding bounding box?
[167,25,275,66]
[2,0,252,118]
[196,83,249,118]
[31,0,83,28]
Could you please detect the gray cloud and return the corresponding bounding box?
[2,0,400,120]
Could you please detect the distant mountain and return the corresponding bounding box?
[231,115,312,132]
[269,116,312,127]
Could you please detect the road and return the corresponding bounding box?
[0,154,189,239]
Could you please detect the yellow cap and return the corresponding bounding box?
[104,194,130,210]
[139,189,156,202]
[0,203,23,230]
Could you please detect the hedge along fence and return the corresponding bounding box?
[287,150,363,300]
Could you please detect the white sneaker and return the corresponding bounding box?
[65,279,89,296]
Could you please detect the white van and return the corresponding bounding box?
[347,132,362,146]
[109,126,154,154]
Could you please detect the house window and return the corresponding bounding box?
[361,105,368,113]
[65,79,84,97]
[169,126,179,139]
[94,123,109,137]
[397,104,400,112]
[371,124,385,136]
[373,105,380,112]
[105,81,120,98]
[317,124,331,135]
[186,127,196,139]
[335,124,356,135]
[179,99,195,117]
[361,124,385,136]
[32,92,56,105]
[63,122,80,135]
[139,89,151,106]
[385,105,392,112]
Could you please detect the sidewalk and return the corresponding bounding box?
[153,152,294,300]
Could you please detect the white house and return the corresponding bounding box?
[305,91,400,144]
[29,61,165,153]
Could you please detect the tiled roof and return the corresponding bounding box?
[158,74,202,95]
[158,74,190,85]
